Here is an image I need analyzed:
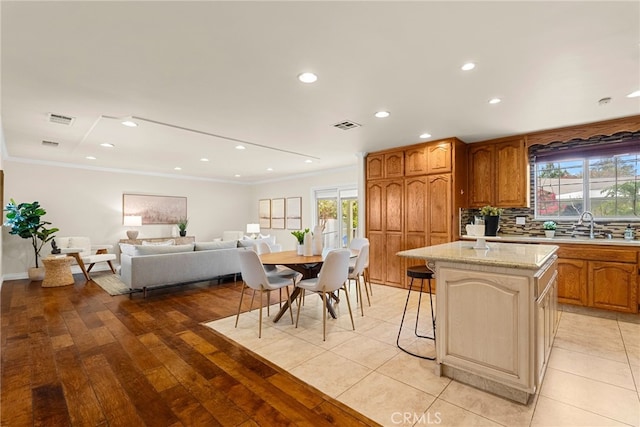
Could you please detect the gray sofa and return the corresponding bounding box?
[119,241,244,296]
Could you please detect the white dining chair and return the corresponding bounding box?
[295,249,354,341]
[350,237,372,298]
[235,250,296,338]
[347,243,370,316]
[253,241,301,309]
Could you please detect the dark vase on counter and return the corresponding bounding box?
[484,215,500,236]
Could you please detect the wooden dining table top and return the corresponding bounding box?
[259,249,357,265]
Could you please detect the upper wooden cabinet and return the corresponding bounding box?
[366,152,404,179]
[426,140,452,174]
[468,137,528,208]
[404,139,453,176]
[468,144,495,207]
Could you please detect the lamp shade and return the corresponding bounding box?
[123,215,142,227]
[246,223,260,234]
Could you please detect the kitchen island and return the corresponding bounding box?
[398,241,559,404]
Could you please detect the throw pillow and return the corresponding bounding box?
[141,239,175,246]
[194,240,237,251]
[237,240,255,248]
[119,243,136,256]
[133,243,194,256]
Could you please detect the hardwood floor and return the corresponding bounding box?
[1,275,378,426]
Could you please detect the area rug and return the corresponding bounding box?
[90,272,134,296]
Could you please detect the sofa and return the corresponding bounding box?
[221,231,282,252]
[119,240,245,296]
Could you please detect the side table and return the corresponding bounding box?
[42,256,75,287]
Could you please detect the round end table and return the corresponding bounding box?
[42,256,75,287]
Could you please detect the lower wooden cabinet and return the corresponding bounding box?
[557,258,587,305]
[588,261,637,313]
[557,244,638,314]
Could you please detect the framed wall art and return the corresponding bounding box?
[123,194,187,224]
[270,198,285,229]
[286,197,302,230]
[259,199,271,229]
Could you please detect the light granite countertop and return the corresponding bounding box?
[460,235,640,247]
[397,241,558,270]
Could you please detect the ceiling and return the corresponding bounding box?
[1,1,639,183]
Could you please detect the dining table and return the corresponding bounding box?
[260,249,357,322]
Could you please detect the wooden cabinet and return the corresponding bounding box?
[589,261,637,313]
[556,244,638,313]
[468,137,528,208]
[366,138,467,288]
[366,152,404,180]
[557,258,587,305]
[366,180,404,287]
[468,144,494,207]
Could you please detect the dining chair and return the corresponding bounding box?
[347,243,370,316]
[350,237,373,297]
[295,249,354,341]
[253,241,301,309]
[235,250,296,338]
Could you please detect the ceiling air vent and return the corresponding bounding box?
[41,140,59,147]
[47,112,75,126]
[333,120,361,130]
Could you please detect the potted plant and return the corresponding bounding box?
[177,217,189,237]
[543,221,557,238]
[291,228,309,255]
[4,199,59,280]
[479,205,503,236]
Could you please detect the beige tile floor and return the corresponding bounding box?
[204,283,640,427]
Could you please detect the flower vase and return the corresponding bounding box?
[297,244,304,255]
[544,230,555,238]
[484,215,500,236]
[312,226,323,255]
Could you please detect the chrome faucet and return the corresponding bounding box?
[577,210,595,239]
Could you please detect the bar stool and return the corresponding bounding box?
[396,265,436,360]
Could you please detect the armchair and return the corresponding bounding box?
[56,237,117,281]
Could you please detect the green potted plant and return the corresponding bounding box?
[177,217,189,237]
[543,221,557,238]
[4,199,59,280]
[479,205,503,236]
[291,228,310,255]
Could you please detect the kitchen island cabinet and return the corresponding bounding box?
[398,241,558,404]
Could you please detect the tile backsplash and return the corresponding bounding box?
[460,208,638,240]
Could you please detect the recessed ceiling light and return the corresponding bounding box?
[488,98,501,104]
[200,158,209,162]
[174,167,182,170]
[121,120,138,127]
[266,167,273,172]
[305,159,313,163]
[626,90,640,98]
[298,72,318,83]
[461,62,476,71]
[419,133,432,139]
[235,145,246,150]
[86,156,96,160]
[100,143,114,148]
[374,111,390,118]
[234,174,241,177]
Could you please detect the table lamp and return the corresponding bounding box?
[123,215,142,239]
[246,223,260,239]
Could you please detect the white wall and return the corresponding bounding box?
[249,166,359,251]
[1,160,359,278]
[2,160,252,278]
